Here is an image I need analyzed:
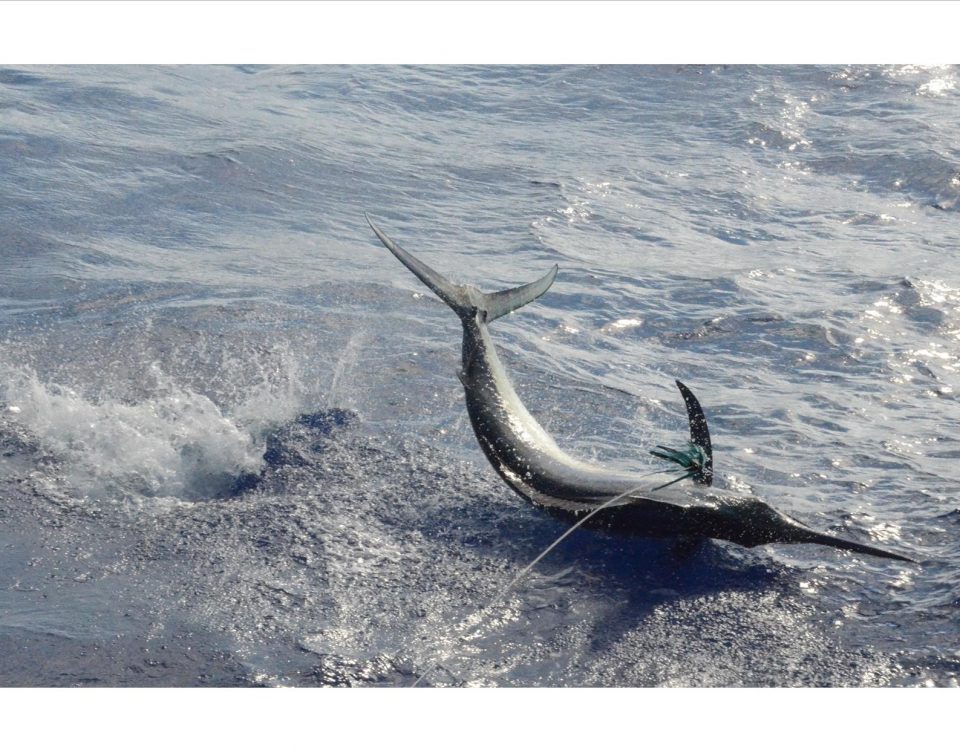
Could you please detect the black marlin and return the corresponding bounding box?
[366,214,914,563]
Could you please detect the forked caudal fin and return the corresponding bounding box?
[365,213,558,323]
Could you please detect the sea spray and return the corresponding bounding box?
[0,363,291,501]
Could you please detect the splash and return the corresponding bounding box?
[328,331,369,405]
[0,364,286,501]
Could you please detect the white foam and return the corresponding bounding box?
[0,364,286,501]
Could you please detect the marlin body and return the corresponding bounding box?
[367,215,913,563]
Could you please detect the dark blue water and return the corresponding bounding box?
[1,65,958,686]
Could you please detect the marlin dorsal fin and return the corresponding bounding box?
[675,380,714,486]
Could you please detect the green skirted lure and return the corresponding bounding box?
[649,442,710,489]
[650,441,710,475]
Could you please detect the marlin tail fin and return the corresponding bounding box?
[366,213,558,323]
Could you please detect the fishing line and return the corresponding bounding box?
[411,465,693,687]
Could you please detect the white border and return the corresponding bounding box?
[4,687,957,748]
[2,1,960,64]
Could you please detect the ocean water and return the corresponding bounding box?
[0,65,958,687]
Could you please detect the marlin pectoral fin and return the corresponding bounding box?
[675,380,714,486]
